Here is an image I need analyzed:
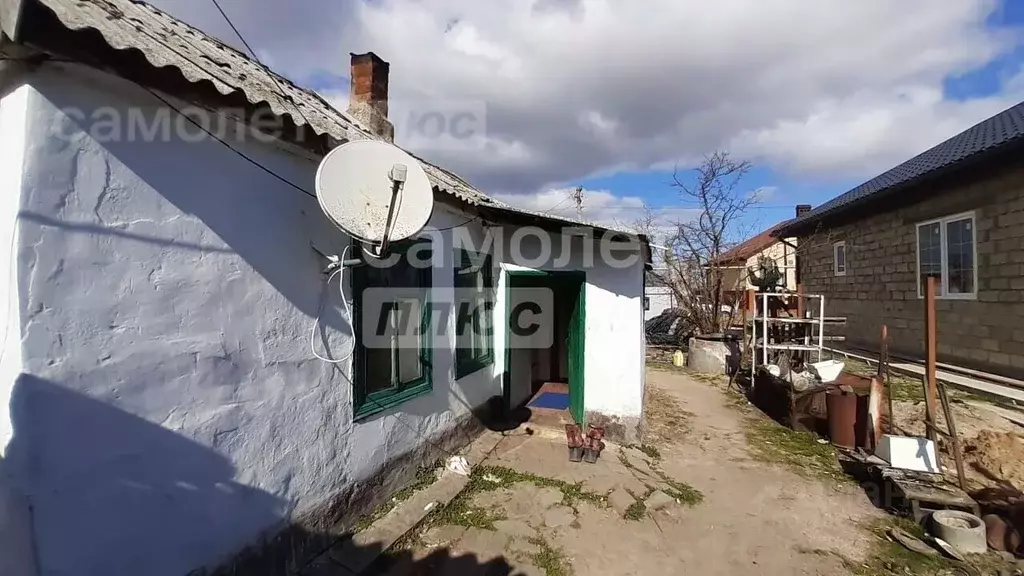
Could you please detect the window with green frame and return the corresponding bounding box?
[454,249,493,379]
[352,241,432,419]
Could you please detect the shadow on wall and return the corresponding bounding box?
[2,376,524,576]
[3,376,289,576]
[28,79,337,320]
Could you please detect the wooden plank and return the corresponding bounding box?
[924,277,939,447]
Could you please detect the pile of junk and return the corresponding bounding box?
[752,343,1002,563]
[743,283,1015,564]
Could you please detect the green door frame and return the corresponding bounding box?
[503,270,586,423]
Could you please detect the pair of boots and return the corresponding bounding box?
[565,424,605,463]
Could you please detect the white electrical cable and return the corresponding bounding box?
[310,244,355,364]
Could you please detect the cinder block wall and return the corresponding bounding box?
[799,162,1024,379]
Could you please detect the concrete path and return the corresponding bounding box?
[345,368,883,575]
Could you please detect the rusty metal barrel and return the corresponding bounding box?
[826,390,858,449]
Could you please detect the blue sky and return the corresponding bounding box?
[570,1,1024,236]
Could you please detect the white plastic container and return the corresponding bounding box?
[809,360,845,383]
[875,434,940,473]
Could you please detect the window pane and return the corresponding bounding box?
[946,218,974,295]
[395,298,423,384]
[354,241,432,413]
[918,223,943,295]
[364,346,394,394]
[836,245,846,270]
[397,342,423,383]
[454,251,492,367]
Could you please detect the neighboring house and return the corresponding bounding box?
[714,206,806,298]
[644,269,677,321]
[775,100,1024,380]
[0,1,650,575]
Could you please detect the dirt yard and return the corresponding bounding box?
[366,368,887,576]
[843,358,1024,493]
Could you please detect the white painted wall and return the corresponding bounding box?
[0,82,38,576]
[644,287,675,321]
[491,229,646,423]
[3,64,500,576]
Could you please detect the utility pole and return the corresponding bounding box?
[572,186,584,221]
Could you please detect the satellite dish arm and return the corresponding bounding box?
[379,163,408,255]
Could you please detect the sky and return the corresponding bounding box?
[147,0,1024,240]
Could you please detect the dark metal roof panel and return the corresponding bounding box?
[777,100,1024,235]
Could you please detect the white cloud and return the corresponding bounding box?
[492,187,699,234]
[150,0,1023,196]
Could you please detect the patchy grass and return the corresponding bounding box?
[843,358,927,404]
[528,536,574,576]
[469,466,607,512]
[743,414,848,484]
[622,487,653,522]
[852,516,1018,576]
[354,464,440,532]
[642,382,695,445]
[617,450,704,508]
[627,443,662,460]
[659,477,705,506]
[411,465,606,537]
[853,517,952,576]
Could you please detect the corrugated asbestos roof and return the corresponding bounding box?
[776,99,1024,236]
[14,0,636,234]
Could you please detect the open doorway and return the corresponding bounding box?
[504,271,585,426]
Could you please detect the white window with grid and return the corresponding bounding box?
[915,211,977,299]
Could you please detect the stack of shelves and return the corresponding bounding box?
[745,292,847,382]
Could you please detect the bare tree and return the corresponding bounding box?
[638,151,756,336]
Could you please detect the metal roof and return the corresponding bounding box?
[776,99,1024,236]
[3,0,640,235]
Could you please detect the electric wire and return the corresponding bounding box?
[208,0,327,155]
[310,244,355,364]
[142,86,317,199]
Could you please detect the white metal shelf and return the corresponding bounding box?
[755,343,821,351]
[749,292,827,381]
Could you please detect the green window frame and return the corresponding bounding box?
[352,241,432,420]
[454,249,494,379]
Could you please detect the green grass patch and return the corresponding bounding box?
[853,516,1019,576]
[409,465,605,537]
[743,415,848,484]
[854,517,951,576]
[528,537,574,576]
[627,443,662,460]
[659,477,704,506]
[843,358,926,404]
[622,490,650,522]
[471,465,607,512]
[617,450,705,507]
[354,464,440,532]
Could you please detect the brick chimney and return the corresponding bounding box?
[795,204,812,218]
[347,52,394,142]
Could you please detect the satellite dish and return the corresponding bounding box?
[315,140,434,255]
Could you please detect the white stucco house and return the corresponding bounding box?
[0,1,650,575]
[644,269,677,321]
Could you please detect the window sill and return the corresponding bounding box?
[354,379,432,421]
[455,356,494,380]
[917,294,977,301]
